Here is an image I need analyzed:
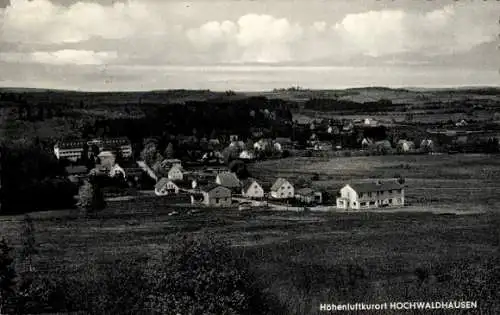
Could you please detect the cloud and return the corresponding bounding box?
[0,50,118,65]
[186,14,303,63]
[1,0,167,44]
[0,0,498,72]
[334,5,497,57]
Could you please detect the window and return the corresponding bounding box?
[389,190,393,194]
[281,192,284,197]
[389,199,393,204]
[368,192,372,197]
[216,198,220,204]
[288,192,292,196]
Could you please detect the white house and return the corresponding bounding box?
[239,150,255,160]
[155,178,180,196]
[397,140,415,153]
[167,165,184,181]
[241,178,264,199]
[98,151,116,169]
[336,180,405,210]
[361,138,374,149]
[109,164,126,178]
[364,118,378,126]
[270,178,294,199]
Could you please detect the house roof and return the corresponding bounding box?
[295,187,315,196]
[155,177,171,190]
[173,179,192,189]
[199,183,229,193]
[271,178,290,191]
[65,165,88,175]
[217,172,241,188]
[55,140,86,149]
[348,181,403,193]
[241,178,259,191]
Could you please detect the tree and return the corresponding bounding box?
[163,143,175,159]
[140,142,160,166]
[148,235,272,315]
[77,180,106,214]
[0,238,17,314]
[228,159,250,180]
[20,215,38,272]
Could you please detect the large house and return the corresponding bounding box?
[155,178,181,196]
[336,180,405,210]
[270,178,294,199]
[241,178,264,199]
[54,137,132,161]
[215,172,241,191]
[190,184,232,207]
[167,165,184,181]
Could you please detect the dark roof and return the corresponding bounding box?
[348,181,403,193]
[56,141,86,149]
[241,178,259,191]
[271,178,291,191]
[173,179,193,189]
[295,188,315,196]
[65,165,88,175]
[199,183,230,193]
[216,172,241,188]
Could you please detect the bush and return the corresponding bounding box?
[0,238,17,314]
[77,180,106,214]
[147,235,271,315]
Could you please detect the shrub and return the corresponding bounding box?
[77,180,106,214]
[0,238,17,314]
[147,235,271,315]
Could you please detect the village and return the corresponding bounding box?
[54,115,494,214]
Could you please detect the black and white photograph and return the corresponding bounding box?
[0,0,499,314]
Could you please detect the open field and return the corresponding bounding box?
[1,201,499,314]
[249,154,500,212]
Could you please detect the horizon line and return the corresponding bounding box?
[1,84,499,94]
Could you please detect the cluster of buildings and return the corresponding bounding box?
[55,136,406,211]
[153,160,405,210]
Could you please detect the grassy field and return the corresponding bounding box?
[249,154,500,212]
[1,153,499,314]
[1,203,499,314]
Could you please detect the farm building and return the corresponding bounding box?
[154,178,181,196]
[215,172,241,191]
[270,178,294,199]
[190,184,232,207]
[336,180,405,210]
[167,165,184,181]
[241,178,264,199]
[295,188,323,205]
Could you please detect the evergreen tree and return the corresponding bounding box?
[20,215,38,273]
[77,179,106,214]
[164,143,175,159]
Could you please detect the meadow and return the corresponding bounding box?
[1,153,499,314]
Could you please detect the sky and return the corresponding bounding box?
[0,0,498,91]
